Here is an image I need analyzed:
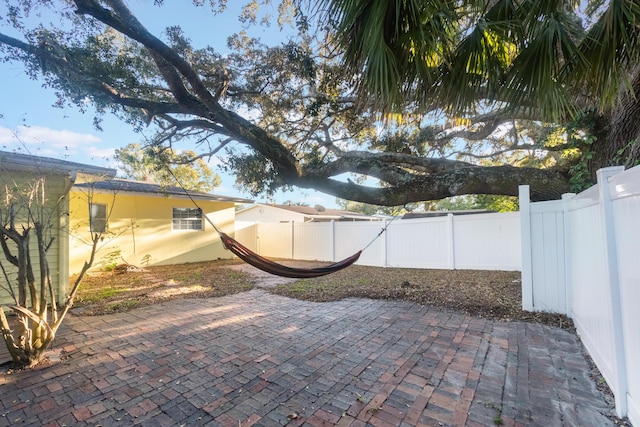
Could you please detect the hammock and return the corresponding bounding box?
[164,166,386,279]
[218,231,362,278]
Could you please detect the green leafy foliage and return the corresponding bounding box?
[115,143,221,192]
[431,195,518,212]
[1,0,637,207]
[335,199,382,216]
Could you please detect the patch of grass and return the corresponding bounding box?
[79,287,123,303]
[286,279,342,297]
[288,280,314,293]
[74,259,254,315]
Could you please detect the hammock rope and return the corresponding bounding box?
[165,167,390,278]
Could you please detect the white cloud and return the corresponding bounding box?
[0,125,113,164]
[85,146,116,160]
[0,125,101,148]
[303,194,333,206]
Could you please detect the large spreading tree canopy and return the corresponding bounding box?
[0,0,637,205]
[319,0,640,175]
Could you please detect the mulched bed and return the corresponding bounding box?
[268,265,574,330]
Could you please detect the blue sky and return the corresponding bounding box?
[0,1,340,208]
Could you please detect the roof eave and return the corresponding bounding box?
[73,186,253,204]
[0,151,116,177]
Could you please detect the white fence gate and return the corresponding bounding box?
[521,165,640,425]
[236,212,521,271]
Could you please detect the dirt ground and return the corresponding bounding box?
[74,259,573,330]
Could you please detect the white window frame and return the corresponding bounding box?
[172,207,203,231]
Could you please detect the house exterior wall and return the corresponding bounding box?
[236,205,305,223]
[0,171,70,305]
[68,190,236,274]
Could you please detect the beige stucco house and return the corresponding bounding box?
[68,178,252,274]
[0,151,115,305]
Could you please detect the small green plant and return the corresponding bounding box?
[612,139,640,168]
[101,249,122,271]
[141,254,152,266]
[484,401,504,425]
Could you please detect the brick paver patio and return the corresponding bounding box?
[0,288,617,426]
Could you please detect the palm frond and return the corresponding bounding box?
[321,0,459,112]
[574,0,640,107]
[503,12,578,120]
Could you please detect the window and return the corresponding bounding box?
[89,203,107,233]
[172,207,203,230]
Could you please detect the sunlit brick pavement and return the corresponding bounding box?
[0,289,617,426]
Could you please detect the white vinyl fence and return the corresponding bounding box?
[521,165,640,425]
[236,165,640,425]
[235,211,521,271]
